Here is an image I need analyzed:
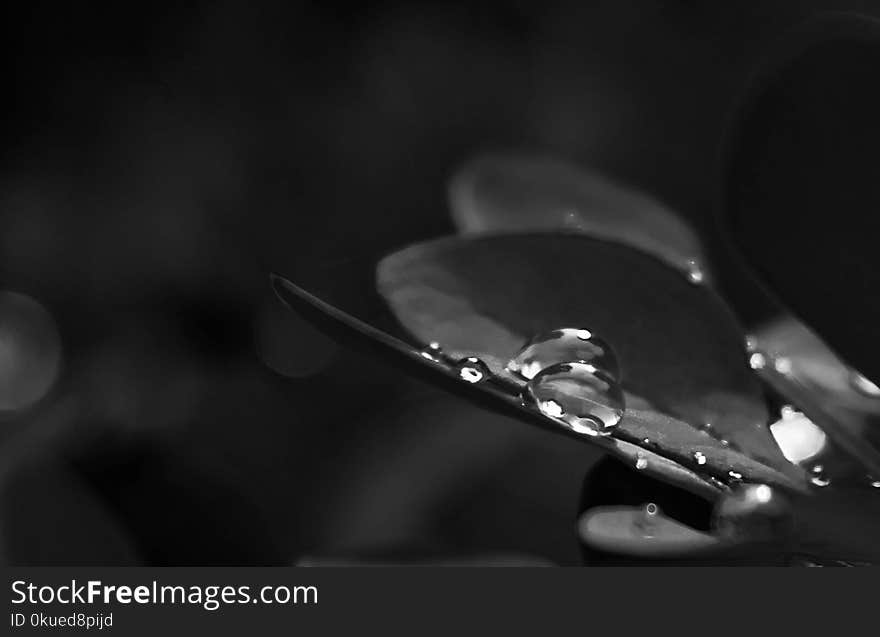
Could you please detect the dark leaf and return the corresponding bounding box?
[722,13,880,384]
[376,234,787,470]
[272,273,806,498]
[449,153,706,275]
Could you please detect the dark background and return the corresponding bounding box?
[1,1,877,565]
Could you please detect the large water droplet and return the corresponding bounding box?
[455,357,490,384]
[712,483,792,542]
[507,327,620,381]
[523,362,624,436]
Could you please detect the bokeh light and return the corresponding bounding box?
[0,291,62,413]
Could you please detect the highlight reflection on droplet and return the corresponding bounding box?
[455,357,490,384]
[523,361,624,437]
[851,371,880,398]
[507,327,620,381]
[769,408,827,464]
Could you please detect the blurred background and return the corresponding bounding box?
[2,0,878,565]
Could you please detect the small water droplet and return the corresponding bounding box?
[420,342,444,363]
[810,475,831,488]
[780,405,797,419]
[634,502,661,537]
[693,451,707,465]
[870,479,880,489]
[728,470,743,480]
[749,352,766,370]
[745,335,758,352]
[686,260,704,284]
[635,454,648,470]
[524,361,624,437]
[851,371,880,397]
[811,464,824,475]
[720,439,730,447]
[642,437,651,445]
[507,327,620,381]
[455,357,490,383]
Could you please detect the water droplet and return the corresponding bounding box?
[811,464,824,475]
[719,439,730,447]
[749,352,766,370]
[420,342,444,363]
[728,470,743,481]
[780,405,797,419]
[642,437,651,445]
[455,357,490,384]
[523,361,624,437]
[851,371,880,398]
[635,454,648,470]
[686,260,704,284]
[712,483,792,542]
[507,328,620,381]
[870,479,880,489]
[744,335,758,352]
[810,475,831,488]
[693,451,707,465]
[635,502,660,537]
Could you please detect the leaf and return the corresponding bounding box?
[754,315,880,416]
[721,14,880,384]
[376,233,787,470]
[272,274,806,498]
[448,153,706,275]
[577,505,719,558]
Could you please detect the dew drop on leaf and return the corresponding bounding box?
[810,475,832,488]
[454,357,490,384]
[523,362,624,437]
[686,259,705,284]
[507,327,620,381]
[634,503,660,538]
[693,451,707,465]
[749,352,767,370]
[419,343,444,363]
